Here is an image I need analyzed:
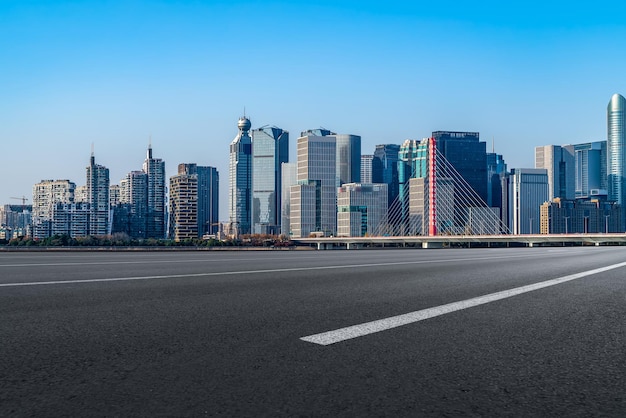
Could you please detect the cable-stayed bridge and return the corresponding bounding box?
[295,138,626,248]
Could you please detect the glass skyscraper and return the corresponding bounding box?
[251,126,289,235]
[372,144,400,207]
[535,145,575,200]
[431,131,487,203]
[335,134,361,186]
[574,141,607,199]
[229,116,253,235]
[608,93,626,228]
[143,144,166,239]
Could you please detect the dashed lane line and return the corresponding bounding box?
[300,261,626,346]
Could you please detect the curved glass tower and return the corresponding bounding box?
[607,93,626,228]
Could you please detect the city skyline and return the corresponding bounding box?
[2,1,626,221]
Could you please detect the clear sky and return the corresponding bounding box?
[2,0,625,220]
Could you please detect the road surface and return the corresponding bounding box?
[1,247,625,416]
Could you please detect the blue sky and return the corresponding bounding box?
[2,0,625,220]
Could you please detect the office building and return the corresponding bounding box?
[86,153,110,236]
[143,144,166,238]
[535,145,575,200]
[432,131,488,202]
[486,152,507,211]
[361,155,373,184]
[397,139,423,234]
[290,132,337,238]
[372,144,400,207]
[280,162,297,236]
[508,168,549,234]
[229,116,253,235]
[540,198,621,234]
[337,183,388,237]
[335,134,361,185]
[574,141,607,199]
[251,126,289,235]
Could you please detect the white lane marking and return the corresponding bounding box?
[0,252,566,287]
[300,261,626,346]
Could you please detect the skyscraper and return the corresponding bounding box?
[608,93,626,226]
[177,163,219,237]
[431,131,487,202]
[360,155,373,184]
[251,126,289,235]
[397,139,422,234]
[290,133,337,238]
[119,170,148,238]
[143,144,166,239]
[535,145,575,200]
[196,165,219,236]
[335,134,361,186]
[486,152,507,210]
[508,168,549,234]
[169,169,198,241]
[280,162,297,236]
[229,116,253,235]
[86,153,110,236]
[32,179,76,239]
[574,141,607,199]
[372,144,400,206]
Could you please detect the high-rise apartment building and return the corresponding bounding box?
[143,144,166,238]
[177,163,219,237]
[118,170,148,238]
[229,116,253,235]
[169,170,198,241]
[32,179,76,239]
[608,93,626,228]
[251,126,289,235]
[372,144,400,207]
[574,141,607,199]
[86,153,110,236]
[337,183,388,237]
[508,168,549,234]
[360,155,373,184]
[535,145,575,200]
[0,205,32,238]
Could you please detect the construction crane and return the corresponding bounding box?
[10,196,29,206]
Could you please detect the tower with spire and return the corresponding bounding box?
[228,115,253,235]
[86,147,110,235]
[142,140,166,239]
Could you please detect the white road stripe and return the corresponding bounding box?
[300,261,626,346]
[0,253,560,287]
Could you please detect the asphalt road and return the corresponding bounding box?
[1,247,625,416]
